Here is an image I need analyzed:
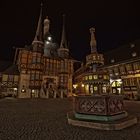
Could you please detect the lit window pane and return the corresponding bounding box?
[2,74,8,81]
[89,75,92,80]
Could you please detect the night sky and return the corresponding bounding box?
[1,0,140,61]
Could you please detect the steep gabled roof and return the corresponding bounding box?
[2,64,19,75]
[103,39,140,65]
[0,61,12,72]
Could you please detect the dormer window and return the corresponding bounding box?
[130,44,135,48]
[132,52,137,57]
[111,59,115,63]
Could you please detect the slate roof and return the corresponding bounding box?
[0,61,12,72]
[2,64,19,75]
[103,39,140,65]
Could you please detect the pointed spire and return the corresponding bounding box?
[44,16,50,36]
[89,27,97,53]
[60,14,68,49]
[32,3,43,44]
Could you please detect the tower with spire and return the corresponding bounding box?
[57,14,74,97]
[73,27,109,95]
[86,27,104,72]
[58,15,69,58]
[16,4,75,98]
[28,3,44,98]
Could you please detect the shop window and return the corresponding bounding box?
[112,81,121,87]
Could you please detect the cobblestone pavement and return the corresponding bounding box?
[0,98,140,140]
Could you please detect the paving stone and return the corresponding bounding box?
[0,98,140,140]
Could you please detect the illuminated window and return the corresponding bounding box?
[93,75,98,79]
[133,62,139,70]
[94,86,98,91]
[102,86,106,93]
[126,64,132,71]
[2,74,8,81]
[90,85,93,94]
[103,75,107,79]
[14,76,19,81]
[112,81,121,87]
[85,76,88,80]
[89,75,92,80]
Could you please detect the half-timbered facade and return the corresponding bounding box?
[103,42,140,100]
[0,5,74,98]
[73,28,110,95]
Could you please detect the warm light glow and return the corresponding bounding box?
[110,78,122,83]
[89,75,92,80]
[48,36,52,41]
[14,88,17,91]
[46,41,50,44]
[21,89,25,93]
[82,84,84,87]
[32,89,35,93]
[94,86,98,91]
[73,84,78,89]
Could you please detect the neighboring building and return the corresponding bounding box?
[1,64,19,97]
[103,41,140,99]
[73,28,110,95]
[0,61,12,97]
[73,32,140,99]
[0,5,74,98]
